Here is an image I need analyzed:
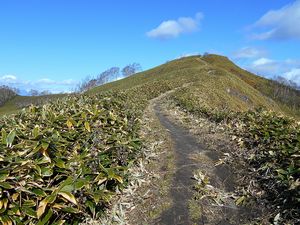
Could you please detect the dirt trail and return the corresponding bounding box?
[150,97,252,225]
[154,104,201,225]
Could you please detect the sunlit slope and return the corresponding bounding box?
[88,56,207,93]
[1,54,298,117]
[0,94,66,116]
[202,54,300,116]
[89,55,297,116]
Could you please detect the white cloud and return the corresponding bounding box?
[0,75,77,94]
[146,12,203,39]
[251,0,300,40]
[36,78,56,85]
[232,47,267,59]
[242,57,300,86]
[0,75,18,83]
[252,57,274,67]
[249,57,280,77]
[249,57,300,76]
[60,79,76,85]
[283,69,300,85]
[176,52,200,59]
[36,78,76,86]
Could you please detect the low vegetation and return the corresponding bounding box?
[170,85,300,224]
[0,54,299,224]
[0,78,175,224]
[0,94,67,116]
[232,110,300,223]
[0,92,142,224]
[202,54,300,117]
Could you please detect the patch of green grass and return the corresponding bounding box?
[202,54,300,118]
[2,55,299,119]
[0,94,67,116]
[89,54,299,118]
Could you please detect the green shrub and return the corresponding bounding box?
[0,92,142,224]
[0,79,176,224]
[171,91,300,223]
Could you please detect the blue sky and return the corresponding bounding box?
[0,0,299,93]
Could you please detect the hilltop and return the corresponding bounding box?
[90,54,300,117]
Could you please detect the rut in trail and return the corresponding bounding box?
[152,101,255,225]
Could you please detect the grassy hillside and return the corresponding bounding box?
[0,54,299,224]
[2,55,299,118]
[202,54,300,117]
[0,94,67,116]
[90,55,299,118]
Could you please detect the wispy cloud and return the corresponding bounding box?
[35,78,76,86]
[232,47,267,59]
[249,57,279,76]
[176,52,200,59]
[242,57,300,86]
[252,58,274,67]
[249,0,300,40]
[284,69,300,85]
[0,75,77,94]
[146,12,204,39]
[0,75,18,83]
[232,45,300,86]
[36,78,57,85]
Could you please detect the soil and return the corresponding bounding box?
[152,100,258,225]
[126,90,260,225]
[154,104,201,225]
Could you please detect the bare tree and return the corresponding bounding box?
[122,63,141,77]
[109,67,120,81]
[0,85,17,106]
[277,76,298,89]
[96,67,120,85]
[271,76,300,110]
[86,79,97,89]
[29,89,39,96]
[96,71,110,86]
[75,63,141,93]
[76,76,91,93]
[203,52,210,56]
[39,90,52,96]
